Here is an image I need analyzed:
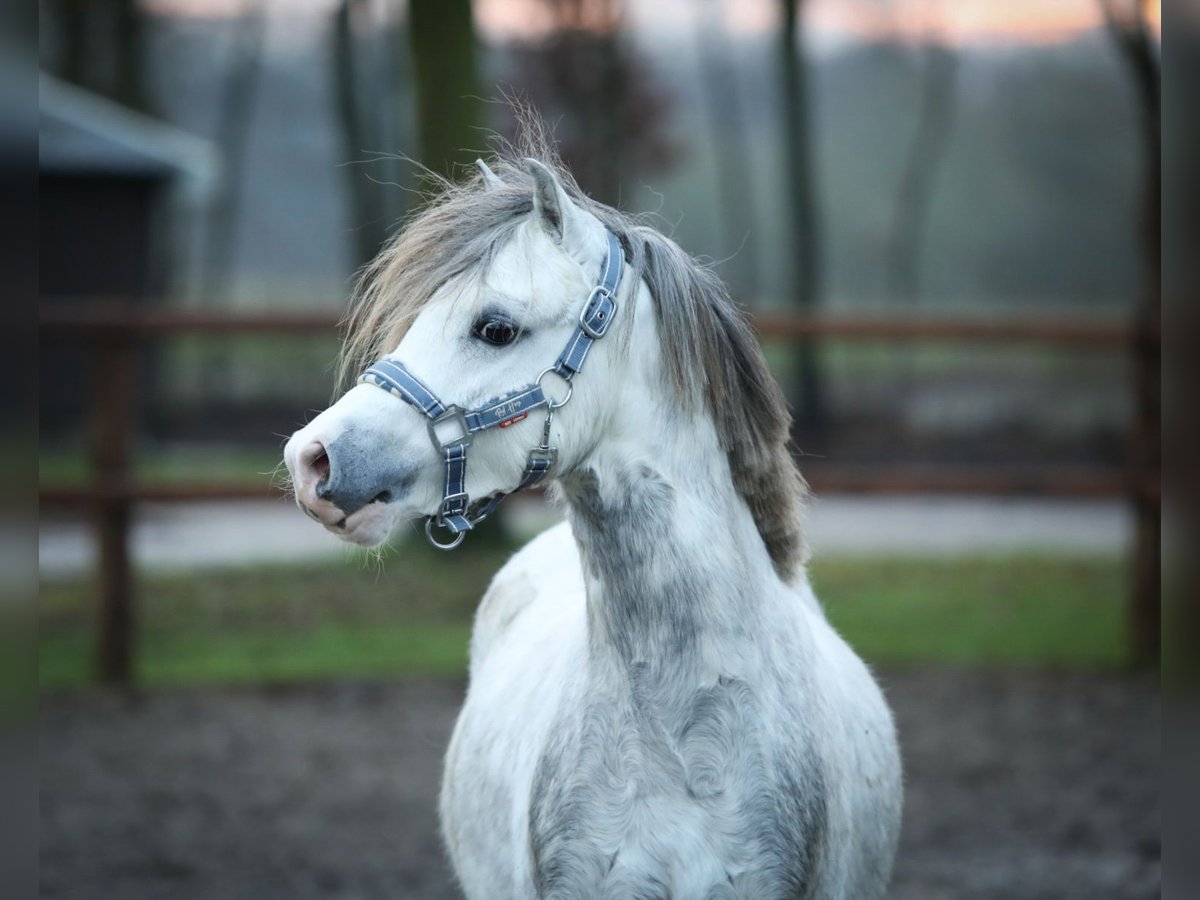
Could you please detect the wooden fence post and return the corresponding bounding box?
[92,335,136,684]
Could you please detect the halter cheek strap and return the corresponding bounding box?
[358,230,624,549]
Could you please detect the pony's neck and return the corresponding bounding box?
[559,405,788,680]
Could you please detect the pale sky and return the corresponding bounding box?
[143,0,1160,47]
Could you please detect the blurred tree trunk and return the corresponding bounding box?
[374,14,416,227]
[52,0,147,112]
[1099,0,1160,663]
[408,0,484,180]
[58,0,89,88]
[112,0,147,111]
[779,0,826,436]
[333,0,389,268]
[887,41,957,306]
[696,0,759,303]
[507,0,667,206]
[1161,6,1200,674]
[595,18,626,204]
[201,1,266,301]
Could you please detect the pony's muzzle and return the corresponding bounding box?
[288,429,420,526]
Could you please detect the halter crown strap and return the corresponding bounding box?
[552,234,621,378]
[358,230,624,548]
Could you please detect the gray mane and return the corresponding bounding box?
[340,134,808,581]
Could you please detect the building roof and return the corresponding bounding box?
[39,74,220,193]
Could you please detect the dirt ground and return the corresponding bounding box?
[41,668,1159,900]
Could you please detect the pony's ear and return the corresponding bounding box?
[524,158,585,248]
[475,158,503,189]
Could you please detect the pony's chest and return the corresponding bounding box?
[527,675,826,899]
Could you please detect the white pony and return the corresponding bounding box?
[284,147,901,899]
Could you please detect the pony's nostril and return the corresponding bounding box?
[300,441,334,501]
[311,451,330,481]
[372,490,393,505]
[300,441,330,480]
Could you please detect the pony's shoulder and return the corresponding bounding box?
[468,520,584,674]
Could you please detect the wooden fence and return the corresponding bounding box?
[40,305,1161,681]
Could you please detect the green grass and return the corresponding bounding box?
[40,448,286,489]
[39,624,473,687]
[812,556,1127,667]
[39,548,1128,689]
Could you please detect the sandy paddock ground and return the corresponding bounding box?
[41,668,1158,899]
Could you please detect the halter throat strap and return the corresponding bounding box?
[359,230,624,549]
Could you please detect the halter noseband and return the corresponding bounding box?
[359,230,624,550]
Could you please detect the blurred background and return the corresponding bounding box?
[38,1,1162,898]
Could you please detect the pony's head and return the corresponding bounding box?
[284,147,807,578]
[284,156,628,547]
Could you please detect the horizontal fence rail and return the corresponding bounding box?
[41,307,344,336]
[37,467,1159,508]
[39,303,1161,681]
[41,306,1150,345]
[752,313,1144,346]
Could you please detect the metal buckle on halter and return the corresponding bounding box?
[426,406,472,451]
[579,285,616,340]
[437,491,469,520]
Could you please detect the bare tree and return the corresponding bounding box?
[501,0,677,206]
[201,1,266,301]
[1099,0,1160,662]
[56,0,90,87]
[332,0,389,268]
[408,0,485,180]
[49,0,148,112]
[887,34,957,306]
[695,0,760,302]
[779,0,826,435]
[1099,0,1160,290]
[111,0,146,111]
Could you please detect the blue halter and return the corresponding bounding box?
[359,230,624,549]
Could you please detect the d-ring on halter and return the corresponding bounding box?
[358,230,624,549]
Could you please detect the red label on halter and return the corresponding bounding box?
[498,414,528,428]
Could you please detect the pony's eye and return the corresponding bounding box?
[474,318,519,346]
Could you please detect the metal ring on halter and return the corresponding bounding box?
[425,517,465,550]
[536,367,574,409]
